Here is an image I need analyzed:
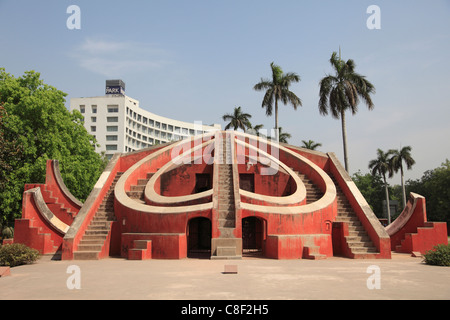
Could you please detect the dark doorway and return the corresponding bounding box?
[195,174,212,193]
[242,217,264,256]
[240,174,255,192]
[187,217,211,258]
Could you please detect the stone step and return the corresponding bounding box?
[137,179,149,185]
[77,244,103,251]
[86,225,109,232]
[73,251,100,260]
[218,227,235,238]
[81,235,108,241]
[219,219,235,228]
[79,239,105,245]
[348,230,368,237]
[346,239,375,248]
[85,229,109,236]
[131,185,145,191]
[219,212,235,220]
[349,246,378,253]
[216,246,237,256]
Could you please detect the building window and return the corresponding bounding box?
[107,117,119,122]
[107,126,118,132]
[91,126,96,132]
[106,135,118,141]
[143,117,147,124]
[80,105,85,113]
[108,105,119,113]
[162,123,167,130]
[106,145,118,151]
[168,125,173,132]
[92,105,97,113]
[91,117,97,123]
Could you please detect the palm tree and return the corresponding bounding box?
[277,127,291,144]
[254,62,302,134]
[222,106,252,132]
[369,149,394,224]
[389,146,415,208]
[301,140,322,150]
[266,127,291,143]
[247,123,264,136]
[318,50,375,172]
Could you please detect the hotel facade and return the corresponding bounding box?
[70,80,221,159]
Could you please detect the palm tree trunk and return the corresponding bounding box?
[340,109,349,172]
[400,165,406,208]
[275,99,279,140]
[384,176,391,225]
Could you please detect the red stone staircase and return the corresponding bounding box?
[211,134,241,259]
[332,177,378,258]
[73,172,123,260]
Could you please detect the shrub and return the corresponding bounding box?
[0,243,40,267]
[423,244,450,266]
[1,226,14,239]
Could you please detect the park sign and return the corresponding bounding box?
[105,79,125,96]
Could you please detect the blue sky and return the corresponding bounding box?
[1,0,449,182]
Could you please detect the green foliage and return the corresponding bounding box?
[0,243,40,267]
[423,244,450,267]
[352,170,386,217]
[301,140,322,150]
[1,226,14,239]
[222,106,252,132]
[0,69,107,226]
[406,160,450,227]
[254,62,302,130]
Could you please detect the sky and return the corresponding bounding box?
[0,0,449,183]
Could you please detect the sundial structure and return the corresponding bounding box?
[11,131,447,260]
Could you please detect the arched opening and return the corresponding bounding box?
[187,217,211,258]
[242,217,265,257]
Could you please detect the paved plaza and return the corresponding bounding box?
[0,253,449,300]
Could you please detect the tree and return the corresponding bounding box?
[0,105,24,192]
[301,140,322,150]
[247,123,264,137]
[389,146,415,208]
[0,69,107,227]
[277,127,291,144]
[352,170,387,217]
[253,62,302,134]
[406,160,450,229]
[222,106,252,132]
[318,50,375,172]
[369,149,394,224]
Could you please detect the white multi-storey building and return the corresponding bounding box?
[70,80,221,160]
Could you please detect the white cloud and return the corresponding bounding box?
[70,37,173,77]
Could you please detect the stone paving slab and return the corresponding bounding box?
[0,253,449,300]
